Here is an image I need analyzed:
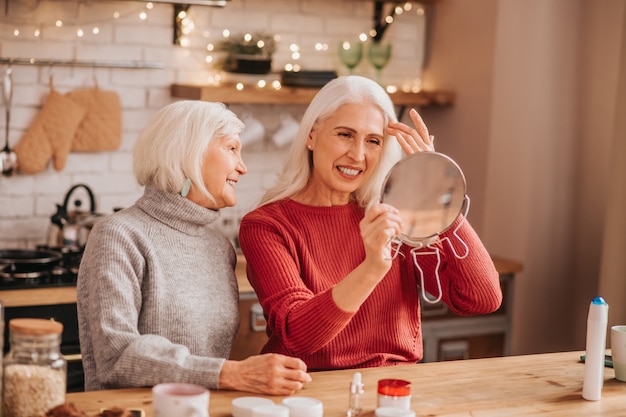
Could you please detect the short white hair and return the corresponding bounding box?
[134,100,244,201]
[260,75,403,208]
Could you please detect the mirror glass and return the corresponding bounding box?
[381,152,467,245]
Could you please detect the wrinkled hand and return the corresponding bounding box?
[220,353,312,395]
[360,203,403,273]
[386,108,435,153]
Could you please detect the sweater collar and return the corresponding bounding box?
[136,185,220,236]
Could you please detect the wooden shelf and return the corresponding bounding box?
[171,83,456,107]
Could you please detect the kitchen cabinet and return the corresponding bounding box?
[420,260,519,362]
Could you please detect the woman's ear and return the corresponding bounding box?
[307,130,316,150]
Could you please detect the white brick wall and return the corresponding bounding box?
[0,0,426,248]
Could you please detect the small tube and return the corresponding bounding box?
[347,371,364,417]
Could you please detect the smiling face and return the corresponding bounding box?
[188,133,247,209]
[301,102,385,206]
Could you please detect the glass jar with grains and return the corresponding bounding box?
[2,318,67,417]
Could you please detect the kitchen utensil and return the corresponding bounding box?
[47,183,104,248]
[0,249,62,274]
[338,40,363,75]
[1,66,17,176]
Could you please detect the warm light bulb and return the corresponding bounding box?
[236,83,244,91]
[139,12,148,20]
[222,29,230,38]
[359,33,368,42]
[291,52,300,60]
[92,27,100,34]
[257,80,266,88]
[385,15,394,24]
[77,28,84,37]
[55,20,63,27]
[244,33,252,42]
[146,2,154,9]
[205,55,213,63]
[257,40,265,48]
[206,43,215,51]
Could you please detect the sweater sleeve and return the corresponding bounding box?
[239,211,356,355]
[410,216,502,315]
[77,219,225,391]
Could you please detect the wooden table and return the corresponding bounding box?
[66,351,626,417]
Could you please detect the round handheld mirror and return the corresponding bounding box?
[381,151,467,247]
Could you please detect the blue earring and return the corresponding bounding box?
[181,178,191,198]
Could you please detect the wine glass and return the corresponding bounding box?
[338,41,363,75]
[368,42,392,84]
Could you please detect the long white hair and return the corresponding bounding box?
[260,75,403,208]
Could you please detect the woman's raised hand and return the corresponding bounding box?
[387,108,435,154]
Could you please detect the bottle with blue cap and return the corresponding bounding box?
[582,296,609,401]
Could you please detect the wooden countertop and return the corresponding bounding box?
[65,351,625,416]
[1,255,521,308]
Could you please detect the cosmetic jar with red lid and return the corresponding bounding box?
[377,379,411,410]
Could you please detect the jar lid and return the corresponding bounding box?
[378,379,411,396]
[9,318,63,335]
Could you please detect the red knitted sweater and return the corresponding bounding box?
[238,199,502,371]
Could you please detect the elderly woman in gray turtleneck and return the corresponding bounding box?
[77,100,311,395]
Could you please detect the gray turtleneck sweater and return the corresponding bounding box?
[77,186,239,391]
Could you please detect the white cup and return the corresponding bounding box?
[231,396,275,417]
[611,325,626,381]
[240,112,266,145]
[282,396,324,417]
[272,113,299,148]
[152,383,209,417]
[250,404,289,417]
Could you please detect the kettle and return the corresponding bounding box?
[47,184,103,248]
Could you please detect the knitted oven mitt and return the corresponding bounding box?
[66,87,122,152]
[14,87,87,174]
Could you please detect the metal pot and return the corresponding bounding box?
[48,184,102,248]
[0,249,62,274]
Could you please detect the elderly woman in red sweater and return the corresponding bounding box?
[238,75,502,371]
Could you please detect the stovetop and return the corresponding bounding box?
[0,246,80,290]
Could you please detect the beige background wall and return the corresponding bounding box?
[421,0,625,354]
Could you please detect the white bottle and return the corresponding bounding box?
[582,296,609,401]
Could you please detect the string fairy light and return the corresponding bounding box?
[2,0,155,41]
